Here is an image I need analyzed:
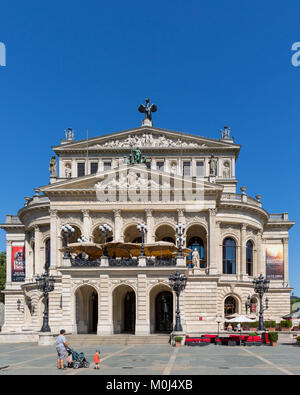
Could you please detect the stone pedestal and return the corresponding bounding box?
[38,332,56,346]
[100,257,109,267]
[176,257,186,267]
[138,257,147,267]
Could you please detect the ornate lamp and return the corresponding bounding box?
[77,235,88,242]
[253,273,270,331]
[175,223,186,257]
[35,272,55,332]
[137,223,148,256]
[61,224,75,258]
[99,223,112,257]
[169,271,187,332]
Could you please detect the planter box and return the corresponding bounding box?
[175,342,181,347]
[270,341,278,347]
[281,328,290,332]
[266,328,276,332]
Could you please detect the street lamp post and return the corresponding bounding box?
[175,223,186,257]
[253,273,270,331]
[137,223,148,256]
[35,270,55,332]
[99,223,112,257]
[169,271,187,332]
[61,224,75,258]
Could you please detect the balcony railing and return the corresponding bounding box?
[71,257,101,267]
[269,213,289,221]
[108,258,139,267]
[221,193,261,207]
[146,257,177,267]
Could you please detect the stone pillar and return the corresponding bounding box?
[135,274,149,335]
[208,208,218,274]
[240,223,247,279]
[25,233,32,282]
[50,209,58,273]
[113,209,122,242]
[283,238,289,286]
[215,221,221,273]
[34,225,42,275]
[97,274,113,335]
[145,209,154,243]
[61,274,74,333]
[256,230,263,277]
[82,209,91,240]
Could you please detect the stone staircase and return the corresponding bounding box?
[67,334,170,346]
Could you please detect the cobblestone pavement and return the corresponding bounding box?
[0,343,299,375]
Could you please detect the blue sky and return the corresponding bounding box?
[0,0,299,293]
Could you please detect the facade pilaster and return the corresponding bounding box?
[97,274,113,335]
[145,209,154,243]
[240,223,247,279]
[6,240,12,283]
[34,225,42,275]
[61,274,74,333]
[208,208,218,274]
[113,209,123,242]
[25,232,32,282]
[135,274,149,335]
[50,209,58,273]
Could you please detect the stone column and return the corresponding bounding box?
[82,209,91,240]
[215,221,221,273]
[256,230,263,277]
[113,209,122,242]
[283,238,289,286]
[145,209,154,243]
[97,274,113,335]
[135,274,149,335]
[240,223,247,279]
[50,209,58,273]
[208,208,218,275]
[34,225,42,275]
[25,232,32,282]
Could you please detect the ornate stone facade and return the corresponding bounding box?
[0,125,295,335]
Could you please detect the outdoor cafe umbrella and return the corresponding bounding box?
[98,241,138,258]
[128,241,192,257]
[60,242,102,259]
[225,314,256,323]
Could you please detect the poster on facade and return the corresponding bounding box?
[11,246,25,282]
[266,244,284,280]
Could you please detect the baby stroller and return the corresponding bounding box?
[66,347,90,369]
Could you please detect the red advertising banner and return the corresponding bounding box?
[266,245,284,280]
[11,246,25,282]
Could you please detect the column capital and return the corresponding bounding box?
[49,209,58,219]
[241,223,247,231]
[208,208,217,216]
[282,237,289,244]
[145,209,153,217]
[113,209,122,218]
[6,240,12,246]
[81,209,90,218]
[177,209,185,217]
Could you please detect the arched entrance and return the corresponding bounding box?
[149,284,173,333]
[113,285,136,334]
[224,296,238,317]
[75,285,99,334]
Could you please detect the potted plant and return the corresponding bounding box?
[174,336,183,347]
[265,320,276,331]
[280,320,292,332]
[268,331,278,347]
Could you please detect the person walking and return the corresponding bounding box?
[56,329,69,370]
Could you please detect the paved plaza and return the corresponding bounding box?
[0,342,299,375]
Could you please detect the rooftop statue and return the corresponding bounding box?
[138,98,157,124]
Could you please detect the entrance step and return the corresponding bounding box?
[67,334,170,346]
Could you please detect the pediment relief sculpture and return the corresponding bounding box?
[90,133,206,149]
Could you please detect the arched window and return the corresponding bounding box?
[187,237,205,268]
[223,237,236,274]
[246,240,253,276]
[45,239,51,270]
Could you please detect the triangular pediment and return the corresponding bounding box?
[53,126,240,154]
[40,164,223,202]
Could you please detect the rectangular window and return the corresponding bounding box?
[77,162,85,177]
[90,162,98,174]
[156,161,164,171]
[196,161,204,177]
[146,161,151,170]
[183,161,191,176]
[104,161,111,171]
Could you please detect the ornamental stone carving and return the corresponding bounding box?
[89,133,205,150]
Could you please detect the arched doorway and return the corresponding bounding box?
[224,296,238,317]
[113,285,136,334]
[75,285,98,334]
[155,292,173,332]
[149,284,174,333]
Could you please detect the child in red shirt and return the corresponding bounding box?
[94,349,101,369]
